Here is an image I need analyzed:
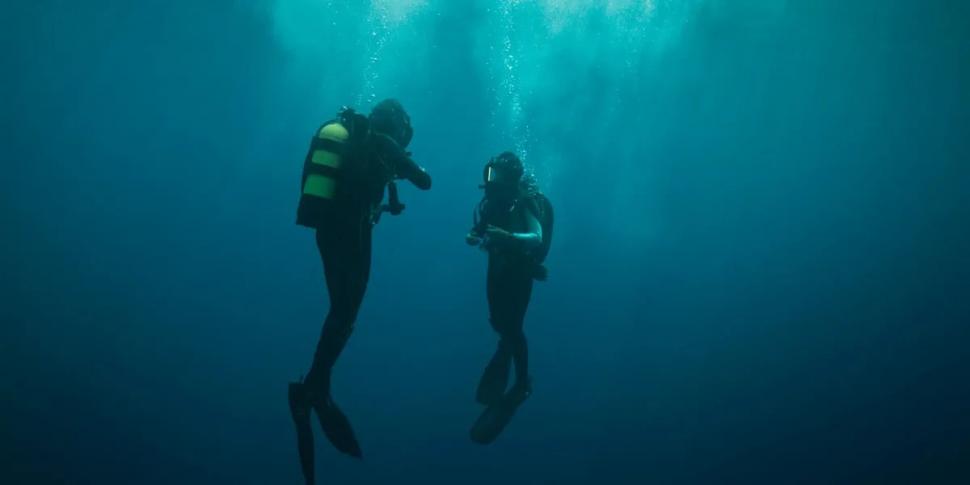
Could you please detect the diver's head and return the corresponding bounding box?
[369,98,413,148]
[483,152,524,202]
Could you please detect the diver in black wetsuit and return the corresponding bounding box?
[466,153,553,441]
[289,99,431,483]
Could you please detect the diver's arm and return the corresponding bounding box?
[509,232,541,249]
[512,208,543,249]
[485,209,542,250]
[396,156,432,190]
[372,132,432,190]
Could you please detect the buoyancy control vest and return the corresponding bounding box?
[473,192,554,279]
[529,193,554,266]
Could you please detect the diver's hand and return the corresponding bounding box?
[466,233,483,246]
[485,225,512,242]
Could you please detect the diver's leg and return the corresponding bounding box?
[477,338,512,405]
[325,217,371,356]
[306,221,368,458]
[304,228,357,397]
[468,266,533,444]
[305,214,372,389]
[506,271,534,399]
[478,260,514,404]
[292,227,356,482]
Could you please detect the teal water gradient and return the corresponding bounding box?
[3,1,968,483]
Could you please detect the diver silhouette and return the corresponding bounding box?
[289,99,431,484]
[465,152,553,444]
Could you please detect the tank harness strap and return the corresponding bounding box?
[305,163,342,179]
[311,137,348,155]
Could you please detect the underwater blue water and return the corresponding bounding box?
[3,1,969,483]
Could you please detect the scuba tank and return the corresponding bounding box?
[297,107,410,227]
[300,108,368,202]
[301,122,347,201]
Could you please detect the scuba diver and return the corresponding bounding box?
[289,99,431,484]
[465,152,553,444]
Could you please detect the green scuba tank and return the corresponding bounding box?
[302,122,349,201]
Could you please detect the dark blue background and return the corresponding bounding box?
[3,1,968,483]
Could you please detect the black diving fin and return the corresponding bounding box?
[476,345,512,405]
[312,396,363,458]
[288,382,315,485]
[470,379,532,445]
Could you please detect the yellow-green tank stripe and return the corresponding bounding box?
[310,150,341,168]
[303,174,337,199]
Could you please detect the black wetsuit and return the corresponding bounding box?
[290,109,429,482]
[304,208,372,395]
[474,197,543,399]
[298,129,430,398]
[487,243,535,388]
